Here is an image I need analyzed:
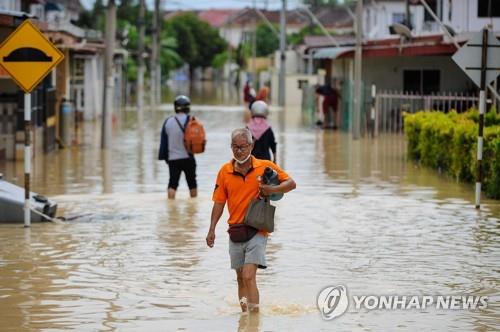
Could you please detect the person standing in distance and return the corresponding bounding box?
[247,101,277,162]
[158,95,197,199]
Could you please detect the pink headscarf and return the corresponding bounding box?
[247,117,271,140]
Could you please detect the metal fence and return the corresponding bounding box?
[374,91,480,134]
[301,83,483,136]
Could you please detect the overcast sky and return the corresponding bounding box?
[80,0,328,11]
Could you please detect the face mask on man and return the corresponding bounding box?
[234,151,251,164]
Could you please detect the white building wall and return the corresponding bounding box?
[221,26,243,47]
[0,0,20,12]
[362,1,500,38]
[335,56,475,92]
[365,2,426,39]
[446,0,500,33]
[366,1,500,37]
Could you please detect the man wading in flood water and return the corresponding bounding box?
[206,128,296,312]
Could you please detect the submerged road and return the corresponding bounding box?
[0,105,499,331]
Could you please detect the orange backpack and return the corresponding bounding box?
[183,116,206,154]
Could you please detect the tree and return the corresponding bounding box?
[255,23,279,57]
[165,13,227,76]
[76,0,105,30]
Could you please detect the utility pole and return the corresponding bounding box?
[101,0,116,149]
[278,0,286,107]
[405,0,411,27]
[352,0,363,139]
[476,27,489,209]
[252,0,257,84]
[155,0,162,106]
[150,0,159,109]
[137,0,145,117]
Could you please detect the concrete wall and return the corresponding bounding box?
[271,71,319,106]
[274,50,301,75]
[331,55,475,93]
[82,55,103,120]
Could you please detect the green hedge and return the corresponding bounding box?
[404,109,500,199]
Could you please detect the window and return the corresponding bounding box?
[242,31,253,44]
[403,70,440,94]
[478,0,500,17]
[424,0,442,21]
[392,12,414,27]
[392,13,406,24]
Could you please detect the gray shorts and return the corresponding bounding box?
[229,233,268,270]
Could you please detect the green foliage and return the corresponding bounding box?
[302,0,339,7]
[255,23,279,57]
[126,56,138,82]
[164,13,227,71]
[76,0,106,31]
[212,52,229,69]
[76,0,182,81]
[235,43,250,68]
[288,25,325,46]
[160,36,183,73]
[404,109,500,199]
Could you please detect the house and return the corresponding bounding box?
[305,0,500,96]
[0,0,123,160]
[365,0,500,39]
[290,0,500,133]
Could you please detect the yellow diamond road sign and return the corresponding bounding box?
[0,20,64,93]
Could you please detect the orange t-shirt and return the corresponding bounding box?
[212,156,290,235]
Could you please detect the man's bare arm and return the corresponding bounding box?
[260,178,296,196]
[206,202,225,247]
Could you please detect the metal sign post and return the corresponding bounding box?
[452,26,500,209]
[0,19,64,226]
[476,28,488,209]
[24,93,31,227]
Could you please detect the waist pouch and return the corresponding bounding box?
[228,224,258,243]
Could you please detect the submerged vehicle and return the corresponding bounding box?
[0,174,57,222]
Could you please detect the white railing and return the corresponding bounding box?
[374,90,480,134]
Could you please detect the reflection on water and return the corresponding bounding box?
[0,103,499,331]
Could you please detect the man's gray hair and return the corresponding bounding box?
[231,128,253,144]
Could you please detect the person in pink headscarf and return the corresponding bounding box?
[246,101,277,163]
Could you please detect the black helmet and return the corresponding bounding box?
[174,95,191,113]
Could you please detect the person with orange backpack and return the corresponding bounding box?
[158,95,206,199]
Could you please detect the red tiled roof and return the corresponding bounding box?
[198,9,239,27]
[164,7,353,29]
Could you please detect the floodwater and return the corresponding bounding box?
[0,84,499,331]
